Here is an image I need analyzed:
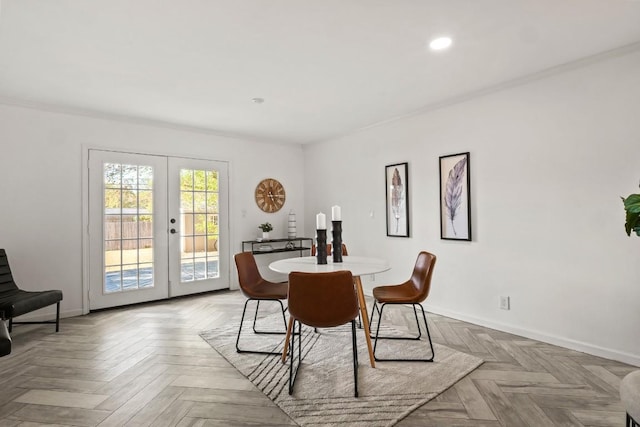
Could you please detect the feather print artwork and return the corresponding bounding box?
[391,168,404,233]
[445,156,467,236]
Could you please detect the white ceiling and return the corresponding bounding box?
[1,1,640,144]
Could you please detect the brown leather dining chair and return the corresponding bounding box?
[369,251,436,362]
[287,270,360,397]
[310,243,349,256]
[309,243,362,326]
[234,252,288,355]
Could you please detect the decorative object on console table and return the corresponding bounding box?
[316,212,327,265]
[385,162,410,237]
[288,210,297,238]
[331,205,343,263]
[258,222,273,240]
[439,152,471,241]
[241,238,312,256]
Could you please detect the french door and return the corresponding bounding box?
[88,150,229,310]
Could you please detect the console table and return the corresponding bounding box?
[242,237,312,257]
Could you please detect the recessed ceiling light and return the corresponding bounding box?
[252,97,265,104]
[429,37,453,51]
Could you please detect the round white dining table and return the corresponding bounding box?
[269,255,390,368]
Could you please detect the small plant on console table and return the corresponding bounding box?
[258,222,273,240]
[622,185,640,237]
[258,222,273,232]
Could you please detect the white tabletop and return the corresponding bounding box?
[269,256,390,277]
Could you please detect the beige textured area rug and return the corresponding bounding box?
[200,314,483,427]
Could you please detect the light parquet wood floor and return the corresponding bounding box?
[0,290,635,426]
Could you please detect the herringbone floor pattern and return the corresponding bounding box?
[0,290,635,426]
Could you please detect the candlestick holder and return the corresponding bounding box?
[316,229,327,264]
[332,221,343,263]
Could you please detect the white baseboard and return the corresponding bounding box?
[363,282,640,366]
[9,308,83,323]
[423,304,640,368]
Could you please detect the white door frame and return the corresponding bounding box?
[81,145,232,314]
[167,156,230,297]
[88,150,170,309]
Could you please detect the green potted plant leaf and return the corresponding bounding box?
[622,189,640,237]
[258,222,273,240]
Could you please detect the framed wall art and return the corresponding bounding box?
[439,152,471,241]
[385,162,409,237]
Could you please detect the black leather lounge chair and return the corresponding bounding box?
[0,319,10,356]
[0,249,63,333]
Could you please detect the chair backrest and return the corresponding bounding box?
[310,244,330,256]
[0,249,19,294]
[288,271,358,328]
[234,252,265,297]
[407,251,437,302]
[310,243,349,256]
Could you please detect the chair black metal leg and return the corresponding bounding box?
[7,302,63,332]
[368,300,380,331]
[236,299,251,352]
[289,319,301,395]
[411,305,423,339]
[55,302,60,332]
[370,302,421,341]
[352,286,363,329]
[417,304,434,360]
[351,319,358,397]
[252,300,261,332]
[372,303,384,357]
[236,298,286,355]
[251,300,287,335]
[289,319,358,397]
[372,302,435,362]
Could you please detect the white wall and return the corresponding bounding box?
[0,104,305,318]
[303,49,640,365]
[2,48,638,366]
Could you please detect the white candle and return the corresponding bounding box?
[316,212,326,230]
[331,205,341,221]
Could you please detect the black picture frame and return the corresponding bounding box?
[439,152,471,241]
[385,162,410,237]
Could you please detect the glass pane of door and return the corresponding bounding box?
[89,150,168,310]
[103,163,155,293]
[168,158,229,297]
[179,168,220,282]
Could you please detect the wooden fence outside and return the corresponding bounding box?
[105,222,153,250]
[104,221,218,252]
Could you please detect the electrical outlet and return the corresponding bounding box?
[500,296,510,310]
